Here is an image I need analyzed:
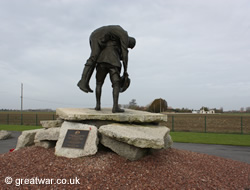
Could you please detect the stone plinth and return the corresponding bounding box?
[56,108,167,123]
[16,108,171,160]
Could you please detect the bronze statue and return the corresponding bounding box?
[77,25,136,113]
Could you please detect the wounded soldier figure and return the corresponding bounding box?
[77,25,136,113]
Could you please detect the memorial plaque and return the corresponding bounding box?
[62,129,89,149]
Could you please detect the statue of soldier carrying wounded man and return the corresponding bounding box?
[77,25,136,113]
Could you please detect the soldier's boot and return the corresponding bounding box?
[112,86,124,113]
[77,65,94,93]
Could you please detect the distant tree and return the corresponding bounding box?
[213,108,222,113]
[200,106,209,111]
[128,99,138,109]
[148,98,168,113]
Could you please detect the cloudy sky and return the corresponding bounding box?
[0,0,249,111]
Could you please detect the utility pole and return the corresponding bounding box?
[160,98,161,113]
[21,83,23,112]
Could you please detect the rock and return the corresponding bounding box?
[34,128,60,142]
[15,129,42,150]
[55,121,98,158]
[56,108,167,123]
[40,119,63,128]
[0,130,12,140]
[164,133,173,149]
[99,123,170,149]
[100,134,148,161]
[35,140,56,149]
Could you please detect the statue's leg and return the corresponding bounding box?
[77,38,101,93]
[77,63,95,93]
[95,83,102,111]
[112,85,124,113]
[110,67,124,113]
[95,63,107,111]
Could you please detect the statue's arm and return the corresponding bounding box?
[113,26,129,73]
[122,49,128,73]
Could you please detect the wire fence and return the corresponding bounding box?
[0,113,249,134]
[0,113,56,126]
[164,114,250,134]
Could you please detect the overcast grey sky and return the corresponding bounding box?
[0,0,249,111]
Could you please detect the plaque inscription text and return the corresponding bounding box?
[62,129,89,149]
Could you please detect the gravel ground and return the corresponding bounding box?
[0,146,249,189]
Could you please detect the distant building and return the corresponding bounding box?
[199,108,215,114]
[192,109,215,114]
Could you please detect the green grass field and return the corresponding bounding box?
[0,125,42,131]
[170,132,250,146]
[1,125,249,146]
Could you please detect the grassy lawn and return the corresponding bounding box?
[1,125,249,146]
[0,125,42,131]
[171,132,250,146]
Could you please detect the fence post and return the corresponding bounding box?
[172,115,175,132]
[204,116,207,133]
[241,116,243,134]
[21,113,23,125]
[36,114,38,126]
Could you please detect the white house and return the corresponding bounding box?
[198,108,215,114]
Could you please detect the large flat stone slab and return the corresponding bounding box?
[99,123,170,149]
[100,134,148,161]
[55,121,98,158]
[56,108,167,123]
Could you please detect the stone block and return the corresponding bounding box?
[15,129,42,150]
[34,128,60,142]
[40,119,63,128]
[55,121,98,158]
[100,134,148,161]
[99,123,170,149]
[0,130,12,140]
[56,108,167,123]
[164,133,173,149]
[35,140,56,149]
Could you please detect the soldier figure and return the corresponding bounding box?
[77,25,136,113]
